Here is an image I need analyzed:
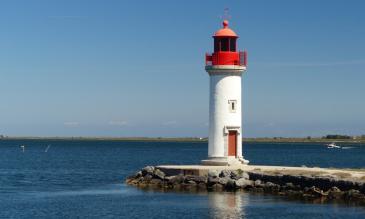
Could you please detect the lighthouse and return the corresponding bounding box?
[202,20,249,166]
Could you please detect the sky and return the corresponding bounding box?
[0,0,364,138]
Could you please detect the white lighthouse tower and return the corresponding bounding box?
[202,20,249,166]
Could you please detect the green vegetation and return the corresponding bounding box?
[323,134,352,139]
[0,136,209,142]
[244,137,365,144]
[243,134,365,144]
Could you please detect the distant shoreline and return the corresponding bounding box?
[1,137,364,144]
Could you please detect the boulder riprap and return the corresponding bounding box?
[236,178,254,189]
[126,166,365,204]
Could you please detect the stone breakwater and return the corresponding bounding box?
[126,166,365,204]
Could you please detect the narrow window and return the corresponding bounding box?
[230,38,236,51]
[220,38,229,51]
[228,100,237,113]
[214,38,220,52]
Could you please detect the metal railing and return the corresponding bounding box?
[205,51,247,66]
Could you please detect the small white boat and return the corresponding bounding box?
[326,142,341,149]
[20,145,25,152]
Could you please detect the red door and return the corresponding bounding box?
[228,131,237,156]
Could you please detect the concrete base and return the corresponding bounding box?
[156,164,365,179]
[158,164,245,177]
[201,157,249,166]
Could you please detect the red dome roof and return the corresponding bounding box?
[214,20,238,37]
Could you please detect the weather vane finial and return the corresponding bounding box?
[222,8,231,21]
[220,8,231,28]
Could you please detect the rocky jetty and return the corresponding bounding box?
[126,166,365,204]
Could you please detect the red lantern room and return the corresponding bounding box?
[205,20,247,67]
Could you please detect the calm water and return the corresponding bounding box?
[0,139,365,218]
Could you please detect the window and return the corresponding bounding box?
[229,38,236,51]
[228,100,237,113]
[214,37,236,52]
[214,38,220,52]
[220,38,229,51]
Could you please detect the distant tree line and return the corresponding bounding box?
[322,135,365,140]
[323,135,352,139]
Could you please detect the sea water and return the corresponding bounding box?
[0,140,364,218]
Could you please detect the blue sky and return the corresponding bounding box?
[0,0,364,137]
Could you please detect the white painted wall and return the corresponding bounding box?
[207,65,245,160]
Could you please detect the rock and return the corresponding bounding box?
[129,166,359,194]
[212,183,224,191]
[360,183,365,194]
[305,186,326,198]
[335,179,356,191]
[131,179,141,185]
[282,182,301,191]
[167,175,185,185]
[143,174,153,182]
[278,191,286,196]
[286,190,303,197]
[126,165,365,204]
[181,183,196,190]
[254,180,263,187]
[153,169,165,180]
[164,176,174,182]
[344,189,365,200]
[127,175,144,184]
[225,179,236,190]
[173,184,182,190]
[187,180,197,185]
[218,177,229,186]
[284,182,295,190]
[133,171,142,179]
[138,182,149,187]
[252,187,264,193]
[125,178,133,184]
[142,166,155,176]
[185,175,207,184]
[197,183,207,190]
[265,182,276,187]
[235,178,254,189]
[150,178,163,185]
[327,187,343,199]
[231,170,249,180]
[208,170,219,178]
[219,170,232,178]
[207,176,220,187]
[330,186,341,192]
[264,182,281,193]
